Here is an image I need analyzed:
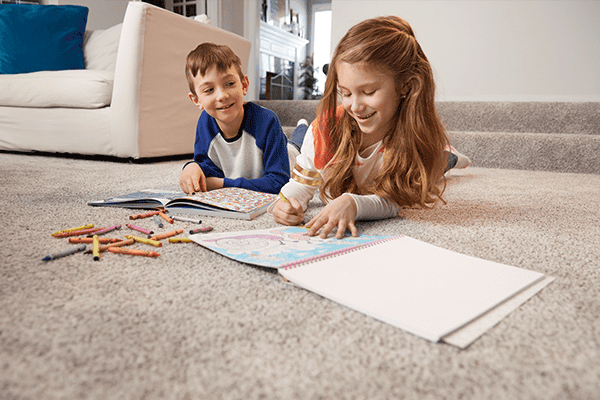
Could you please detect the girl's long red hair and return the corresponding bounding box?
[318,16,449,208]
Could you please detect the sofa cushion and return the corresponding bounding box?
[0,70,114,108]
[84,23,122,72]
[0,4,88,74]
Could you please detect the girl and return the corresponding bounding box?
[272,16,469,238]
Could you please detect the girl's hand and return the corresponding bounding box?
[179,163,207,194]
[306,194,358,239]
[272,197,305,226]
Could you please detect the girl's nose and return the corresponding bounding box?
[351,95,365,113]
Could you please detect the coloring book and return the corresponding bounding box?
[190,226,551,346]
[88,187,277,220]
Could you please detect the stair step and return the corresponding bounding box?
[257,100,600,174]
[449,131,600,174]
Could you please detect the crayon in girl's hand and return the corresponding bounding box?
[278,192,291,204]
[189,226,213,234]
[42,244,86,261]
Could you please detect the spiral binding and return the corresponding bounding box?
[281,235,404,270]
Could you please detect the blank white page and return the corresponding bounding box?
[279,236,544,342]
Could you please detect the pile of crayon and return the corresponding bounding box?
[43,210,213,261]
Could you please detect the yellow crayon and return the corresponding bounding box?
[150,229,184,241]
[278,192,290,204]
[125,235,162,247]
[52,224,94,236]
[107,247,160,258]
[92,235,100,261]
[53,227,105,238]
[168,237,193,243]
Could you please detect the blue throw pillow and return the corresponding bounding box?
[0,4,89,74]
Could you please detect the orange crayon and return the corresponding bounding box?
[69,237,122,244]
[158,211,174,224]
[129,210,162,220]
[94,238,135,253]
[52,224,94,236]
[150,229,183,241]
[107,247,160,258]
[53,227,104,238]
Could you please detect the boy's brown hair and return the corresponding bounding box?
[185,42,244,97]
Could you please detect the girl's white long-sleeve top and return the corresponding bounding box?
[278,123,399,220]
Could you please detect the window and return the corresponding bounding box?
[311,3,332,96]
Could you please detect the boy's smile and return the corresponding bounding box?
[189,65,249,138]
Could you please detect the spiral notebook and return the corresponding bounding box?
[190,227,550,347]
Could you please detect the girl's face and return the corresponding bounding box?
[337,61,401,148]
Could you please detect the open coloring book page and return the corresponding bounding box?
[189,226,394,269]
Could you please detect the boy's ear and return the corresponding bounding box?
[241,75,249,96]
[188,93,203,110]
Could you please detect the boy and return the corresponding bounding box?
[180,43,291,194]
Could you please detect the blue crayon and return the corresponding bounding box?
[42,244,86,261]
[152,215,164,228]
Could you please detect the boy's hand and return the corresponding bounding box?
[272,197,304,226]
[305,194,358,239]
[180,163,207,194]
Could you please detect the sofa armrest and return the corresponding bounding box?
[110,1,251,158]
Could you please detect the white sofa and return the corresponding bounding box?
[0,2,251,159]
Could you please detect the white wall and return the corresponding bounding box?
[44,0,128,30]
[331,0,600,102]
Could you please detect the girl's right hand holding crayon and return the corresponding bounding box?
[180,162,207,194]
[272,197,305,226]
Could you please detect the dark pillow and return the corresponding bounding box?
[0,4,89,74]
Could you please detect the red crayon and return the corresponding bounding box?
[90,224,121,236]
[190,226,213,234]
[107,247,160,258]
[126,223,153,235]
[69,237,122,244]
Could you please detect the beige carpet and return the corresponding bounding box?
[1,152,599,399]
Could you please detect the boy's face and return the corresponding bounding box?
[188,65,249,137]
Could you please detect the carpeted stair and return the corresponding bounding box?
[255,100,600,174]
